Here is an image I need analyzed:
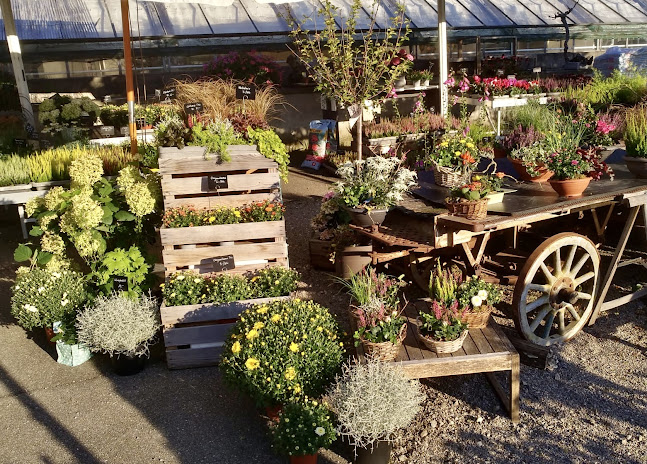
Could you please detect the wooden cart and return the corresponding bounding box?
[351,164,647,348]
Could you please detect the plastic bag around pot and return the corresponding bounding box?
[56,341,93,367]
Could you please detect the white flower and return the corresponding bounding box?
[61,299,69,306]
[194,278,201,283]
[314,427,326,436]
[176,275,185,280]
[471,295,483,308]
[23,304,38,313]
[477,290,488,300]
[385,316,392,323]
[37,287,45,293]
[51,272,61,279]
[62,292,68,298]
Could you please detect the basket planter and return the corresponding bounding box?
[445,198,488,220]
[345,206,389,227]
[625,156,647,178]
[461,307,492,329]
[433,164,471,188]
[56,341,93,367]
[414,321,468,354]
[549,177,591,198]
[358,322,407,362]
[509,158,553,183]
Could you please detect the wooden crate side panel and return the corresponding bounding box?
[164,323,235,347]
[160,220,285,246]
[165,261,286,277]
[160,295,291,326]
[162,242,288,269]
[161,172,280,198]
[159,152,276,175]
[166,346,222,369]
[163,192,281,209]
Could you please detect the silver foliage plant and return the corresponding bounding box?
[76,293,161,357]
[326,358,425,451]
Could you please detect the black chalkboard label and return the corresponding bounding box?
[40,139,52,149]
[162,87,176,99]
[100,126,115,136]
[184,102,203,114]
[208,175,229,190]
[212,255,235,272]
[13,138,27,147]
[236,84,256,100]
[113,276,128,292]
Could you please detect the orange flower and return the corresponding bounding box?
[496,171,505,178]
[265,206,273,212]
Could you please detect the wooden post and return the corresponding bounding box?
[120,0,138,155]
[438,0,449,117]
[0,0,36,131]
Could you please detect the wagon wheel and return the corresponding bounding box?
[513,233,599,346]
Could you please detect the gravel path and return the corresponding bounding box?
[0,162,645,463]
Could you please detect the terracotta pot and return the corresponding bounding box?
[549,177,591,198]
[625,156,647,178]
[509,158,553,183]
[265,404,283,422]
[355,441,392,464]
[44,326,56,346]
[493,147,509,159]
[336,245,372,278]
[345,207,389,227]
[290,454,318,464]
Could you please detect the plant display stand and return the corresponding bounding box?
[158,144,290,368]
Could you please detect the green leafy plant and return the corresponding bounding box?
[457,276,501,313]
[326,358,424,450]
[251,267,300,298]
[246,127,289,182]
[419,299,468,341]
[93,247,150,297]
[625,105,647,158]
[100,104,129,128]
[76,293,160,357]
[189,120,242,162]
[509,142,551,177]
[220,299,344,406]
[155,115,191,148]
[208,274,253,303]
[272,400,337,457]
[11,267,87,330]
[336,266,405,309]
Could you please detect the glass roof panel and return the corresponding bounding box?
[200,0,258,34]
[108,0,165,37]
[444,0,485,27]
[453,0,514,26]
[240,0,288,33]
[597,0,647,22]
[154,2,214,35]
[491,0,548,26]
[520,0,568,25]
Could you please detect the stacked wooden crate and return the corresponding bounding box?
[158,145,290,368]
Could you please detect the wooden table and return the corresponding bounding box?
[355,300,520,423]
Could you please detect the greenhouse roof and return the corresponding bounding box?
[1,0,646,43]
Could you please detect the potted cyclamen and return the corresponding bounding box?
[545,147,613,198]
[335,156,417,227]
[457,275,502,329]
[76,293,161,376]
[623,105,647,178]
[272,400,337,464]
[425,133,480,188]
[327,359,425,464]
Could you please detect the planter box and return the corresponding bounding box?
[159,145,281,209]
[161,294,292,369]
[309,238,335,271]
[160,220,288,276]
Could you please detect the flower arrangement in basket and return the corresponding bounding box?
[424,132,480,187]
[272,400,337,464]
[445,174,500,220]
[416,300,469,354]
[456,275,502,329]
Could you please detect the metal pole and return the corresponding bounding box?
[438,0,449,117]
[0,0,36,132]
[121,0,138,155]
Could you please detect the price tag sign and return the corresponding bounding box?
[497,69,505,76]
[184,102,203,115]
[162,87,176,100]
[207,175,229,190]
[120,126,129,136]
[533,67,542,74]
[100,126,115,137]
[13,138,27,147]
[236,84,256,100]
[113,276,128,292]
[40,139,52,149]
[212,255,235,272]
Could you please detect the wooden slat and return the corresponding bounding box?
[162,242,288,268]
[159,152,276,174]
[166,346,223,369]
[462,332,480,355]
[163,323,235,347]
[481,324,508,353]
[160,220,285,246]
[469,328,494,354]
[402,302,425,361]
[400,352,512,379]
[160,295,291,326]
[162,172,280,197]
[163,192,281,209]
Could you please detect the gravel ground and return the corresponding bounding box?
[0,160,645,463]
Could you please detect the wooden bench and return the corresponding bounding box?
[355,300,520,423]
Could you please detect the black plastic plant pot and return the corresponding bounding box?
[110,353,146,376]
[355,441,392,464]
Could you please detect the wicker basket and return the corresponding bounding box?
[445,198,488,220]
[433,164,471,188]
[461,307,492,329]
[414,319,468,354]
[359,322,407,362]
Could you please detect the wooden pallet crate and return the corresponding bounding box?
[160,220,288,276]
[161,295,292,369]
[158,145,281,209]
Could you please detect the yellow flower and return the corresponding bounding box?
[289,342,299,352]
[245,358,260,370]
[234,210,241,217]
[246,329,259,340]
[253,322,265,330]
[285,367,296,381]
[454,151,462,156]
[473,175,481,180]
[466,143,475,149]
[293,384,301,394]
[209,216,215,223]
[460,139,466,144]
[271,314,281,323]
[231,341,241,354]
[251,276,259,282]
[316,326,323,332]
[256,306,268,314]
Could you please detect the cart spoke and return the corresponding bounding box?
[570,254,590,278]
[574,291,592,301]
[542,312,556,339]
[529,306,552,332]
[574,271,595,287]
[565,303,581,321]
[528,283,551,293]
[554,248,562,275]
[540,262,555,283]
[564,245,577,274]
[525,295,549,313]
[558,310,566,334]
